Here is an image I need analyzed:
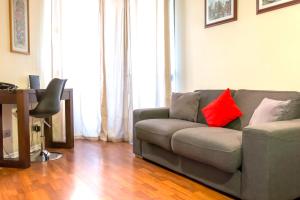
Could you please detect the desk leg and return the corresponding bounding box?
[65,90,74,148]
[16,91,30,168]
[46,90,74,149]
[0,104,3,160]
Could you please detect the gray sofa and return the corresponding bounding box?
[133,89,300,200]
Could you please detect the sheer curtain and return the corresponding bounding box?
[41,0,102,139]
[129,0,173,110]
[99,0,131,142]
[100,0,173,142]
[40,0,174,142]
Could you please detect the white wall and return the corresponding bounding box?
[175,0,300,92]
[0,0,43,155]
[0,0,42,87]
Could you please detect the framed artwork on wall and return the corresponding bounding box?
[257,0,300,14]
[9,0,30,55]
[205,0,237,28]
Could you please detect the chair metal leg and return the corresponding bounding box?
[31,119,63,162]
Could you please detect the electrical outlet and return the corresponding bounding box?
[32,124,41,132]
[3,130,11,138]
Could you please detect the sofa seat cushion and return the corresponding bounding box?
[136,119,206,151]
[171,127,242,173]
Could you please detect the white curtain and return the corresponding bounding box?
[129,0,173,110]
[99,0,131,142]
[100,0,173,142]
[41,0,102,139]
[40,0,173,142]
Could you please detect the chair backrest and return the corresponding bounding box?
[30,78,67,118]
[29,75,40,89]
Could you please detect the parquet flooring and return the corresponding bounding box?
[0,140,233,200]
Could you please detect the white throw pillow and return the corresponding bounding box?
[249,98,291,126]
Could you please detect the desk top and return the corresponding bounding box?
[0,89,72,104]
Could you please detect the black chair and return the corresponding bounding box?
[30,78,67,162]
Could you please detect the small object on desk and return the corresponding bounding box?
[0,82,18,91]
[29,75,40,89]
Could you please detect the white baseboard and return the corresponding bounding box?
[74,136,100,141]
[4,145,40,159]
[74,136,130,143]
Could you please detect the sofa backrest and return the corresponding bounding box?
[195,89,300,130]
[231,89,300,130]
[195,90,236,124]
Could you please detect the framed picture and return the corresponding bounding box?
[9,0,30,54]
[205,0,237,28]
[257,0,300,14]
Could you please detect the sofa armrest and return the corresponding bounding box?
[133,108,169,156]
[242,119,300,200]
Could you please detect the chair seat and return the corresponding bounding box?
[29,110,59,118]
[171,127,242,173]
[136,119,206,151]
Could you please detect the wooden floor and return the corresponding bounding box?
[0,140,233,200]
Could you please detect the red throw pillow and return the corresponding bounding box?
[202,89,242,127]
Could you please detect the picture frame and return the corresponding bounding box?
[257,0,300,14]
[205,0,237,28]
[9,0,30,55]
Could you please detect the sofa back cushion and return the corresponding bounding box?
[229,90,300,130]
[201,89,242,127]
[170,92,201,122]
[196,90,236,124]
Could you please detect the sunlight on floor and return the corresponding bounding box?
[71,177,99,200]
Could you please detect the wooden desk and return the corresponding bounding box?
[0,89,74,168]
